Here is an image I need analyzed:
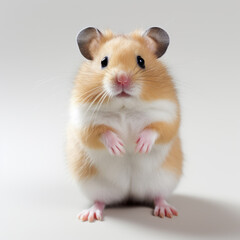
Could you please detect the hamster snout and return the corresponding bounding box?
[116,72,130,87]
[103,69,138,98]
[115,72,132,96]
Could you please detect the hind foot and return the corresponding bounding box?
[153,197,178,218]
[77,201,105,222]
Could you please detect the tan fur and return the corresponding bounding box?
[72,64,108,104]
[66,126,97,180]
[145,109,180,144]
[68,29,183,180]
[73,30,177,104]
[80,124,116,149]
[140,62,177,102]
[161,136,183,176]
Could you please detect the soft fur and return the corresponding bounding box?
[67,29,183,207]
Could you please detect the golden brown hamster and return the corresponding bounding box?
[67,27,183,222]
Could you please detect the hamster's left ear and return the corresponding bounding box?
[143,27,170,58]
[77,27,103,60]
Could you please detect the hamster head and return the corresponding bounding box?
[75,27,174,106]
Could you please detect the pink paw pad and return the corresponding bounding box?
[153,197,178,218]
[77,202,105,222]
[135,129,158,154]
[101,131,125,156]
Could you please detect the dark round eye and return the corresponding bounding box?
[137,56,145,69]
[101,56,108,68]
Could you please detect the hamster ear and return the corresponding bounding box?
[77,27,103,60]
[143,27,170,58]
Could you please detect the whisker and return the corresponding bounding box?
[86,90,105,114]
[79,91,101,104]
[89,91,107,122]
[96,92,108,112]
[78,87,103,103]
[79,86,103,98]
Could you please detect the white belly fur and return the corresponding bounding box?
[70,98,180,204]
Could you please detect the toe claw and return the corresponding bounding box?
[159,207,165,218]
[171,207,178,216]
[96,210,102,221]
[81,213,89,221]
[153,206,159,216]
[166,207,173,218]
[88,211,95,222]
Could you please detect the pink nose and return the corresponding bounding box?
[116,73,130,86]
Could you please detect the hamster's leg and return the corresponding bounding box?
[77,201,105,222]
[153,197,178,218]
[67,125,127,222]
[153,136,183,218]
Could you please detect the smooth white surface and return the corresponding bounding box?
[1,0,240,239]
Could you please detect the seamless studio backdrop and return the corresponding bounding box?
[0,0,240,240]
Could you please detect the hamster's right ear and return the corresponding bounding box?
[143,27,170,58]
[77,27,103,60]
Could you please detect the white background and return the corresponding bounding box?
[1,0,240,239]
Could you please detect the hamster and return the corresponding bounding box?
[67,27,183,222]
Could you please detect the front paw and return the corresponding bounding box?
[135,129,158,154]
[101,131,125,156]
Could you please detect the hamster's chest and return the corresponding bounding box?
[94,109,149,143]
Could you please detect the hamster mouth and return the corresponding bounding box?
[117,91,131,97]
